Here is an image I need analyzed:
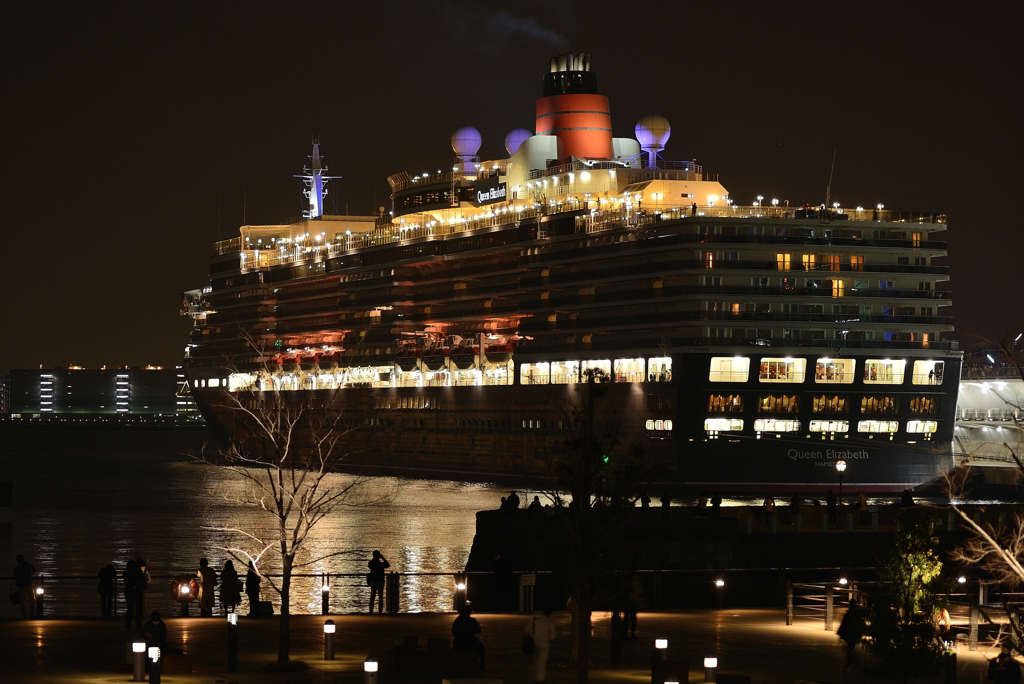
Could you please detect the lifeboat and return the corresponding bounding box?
[300,354,319,373]
[484,340,515,364]
[319,351,339,371]
[451,340,479,369]
[283,354,301,373]
[267,354,286,372]
[422,342,449,370]
[396,343,420,372]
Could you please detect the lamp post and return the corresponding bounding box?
[651,638,668,684]
[704,655,718,682]
[322,575,330,615]
[35,586,44,619]
[836,460,847,526]
[132,640,147,682]
[147,647,161,684]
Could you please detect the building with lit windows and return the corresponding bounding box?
[182,53,959,491]
[5,367,200,422]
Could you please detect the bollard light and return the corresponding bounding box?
[364,656,379,684]
[149,647,160,662]
[148,646,162,684]
[715,579,725,588]
[227,612,238,625]
[132,640,147,682]
[704,654,718,682]
[655,638,668,650]
[227,611,238,671]
[323,619,336,660]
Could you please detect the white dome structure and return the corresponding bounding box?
[504,128,532,156]
[635,114,671,168]
[451,126,482,162]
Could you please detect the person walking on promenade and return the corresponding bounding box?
[245,561,261,616]
[13,554,36,619]
[98,563,116,618]
[219,560,241,614]
[367,550,390,614]
[123,558,144,632]
[135,553,151,616]
[452,604,485,669]
[197,557,218,617]
[837,602,865,671]
[524,608,556,683]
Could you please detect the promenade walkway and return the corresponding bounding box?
[0,609,1004,683]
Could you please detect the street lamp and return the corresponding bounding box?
[836,460,847,526]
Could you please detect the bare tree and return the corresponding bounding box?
[196,382,390,664]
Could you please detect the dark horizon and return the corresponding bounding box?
[2,2,1021,375]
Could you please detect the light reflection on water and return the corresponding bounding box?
[0,429,512,616]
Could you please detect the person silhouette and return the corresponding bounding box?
[367,550,390,614]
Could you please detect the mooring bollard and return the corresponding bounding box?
[321,575,330,615]
[324,619,336,660]
[227,612,238,671]
[132,641,147,682]
[148,647,161,684]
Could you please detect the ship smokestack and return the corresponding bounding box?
[536,52,612,163]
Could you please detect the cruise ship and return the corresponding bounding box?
[182,53,960,493]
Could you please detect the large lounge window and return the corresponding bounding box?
[858,420,899,433]
[759,357,806,383]
[861,396,899,414]
[912,360,945,385]
[758,394,799,413]
[907,420,938,434]
[648,357,673,382]
[520,362,550,385]
[863,359,906,384]
[910,396,939,415]
[581,359,611,381]
[708,356,748,382]
[708,394,744,413]
[704,418,743,432]
[754,418,800,432]
[814,358,855,384]
[812,395,848,413]
[810,420,849,433]
[614,358,645,383]
[551,360,579,384]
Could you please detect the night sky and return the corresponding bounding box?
[2,2,1021,375]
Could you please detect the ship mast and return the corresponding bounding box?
[295,138,340,219]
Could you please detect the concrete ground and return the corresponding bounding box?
[0,609,1005,683]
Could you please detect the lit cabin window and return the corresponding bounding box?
[907,420,938,434]
[863,359,906,385]
[551,360,579,384]
[708,356,748,382]
[815,358,855,384]
[581,359,611,381]
[208,378,219,388]
[857,420,899,433]
[861,396,900,414]
[708,394,743,413]
[811,395,848,413]
[520,362,550,385]
[754,419,800,432]
[614,358,645,383]
[757,395,799,413]
[911,360,945,385]
[704,418,743,432]
[648,357,672,382]
[809,420,849,433]
[758,358,806,383]
[909,396,939,415]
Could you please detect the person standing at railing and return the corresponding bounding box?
[13,554,35,619]
[367,550,390,614]
[197,557,218,617]
[245,561,261,616]
[219,560,241,614]
[123,558,144,632]
[98,563,116,618]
